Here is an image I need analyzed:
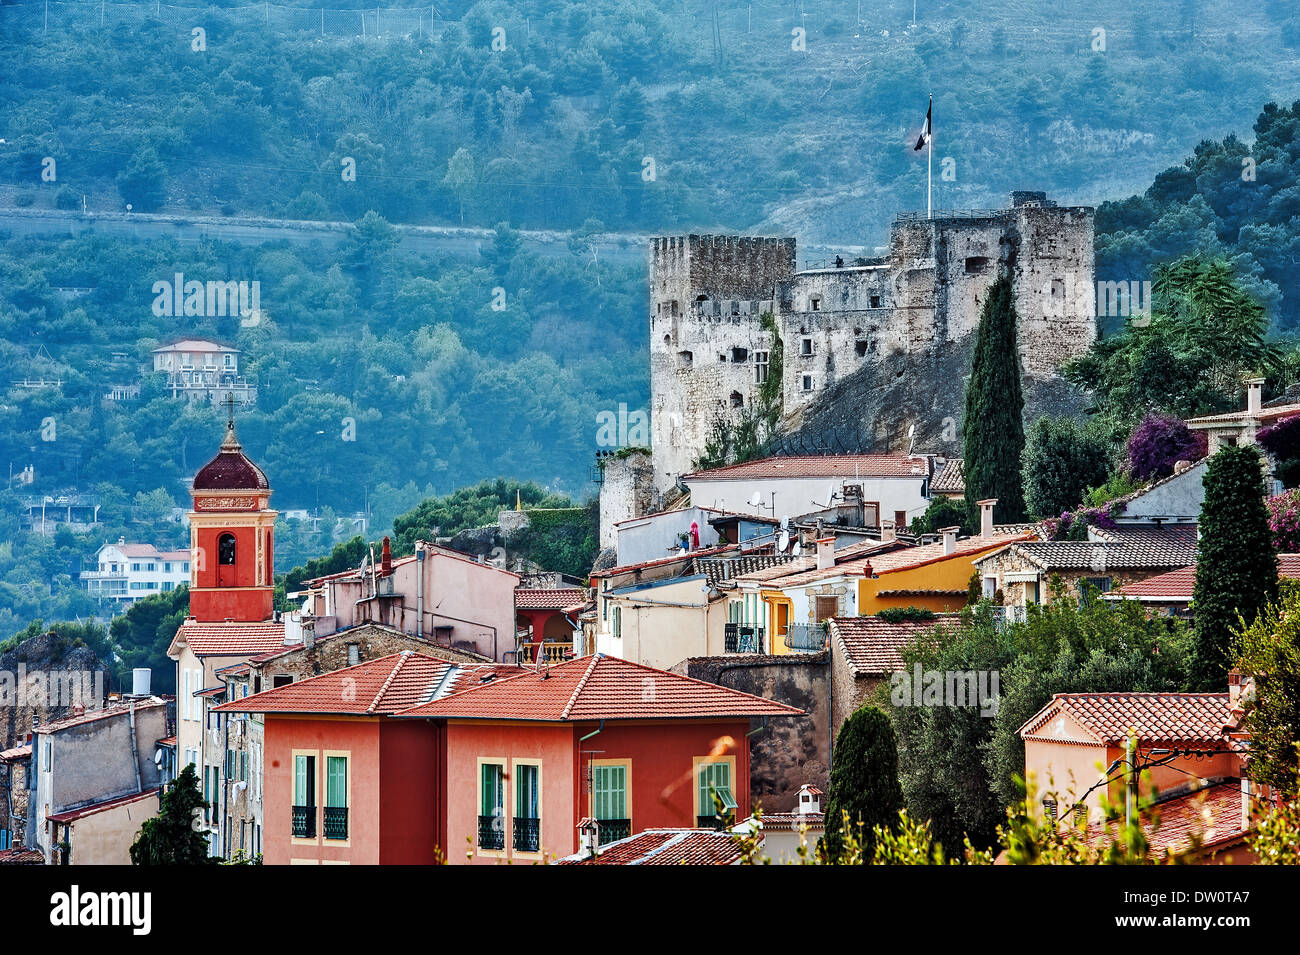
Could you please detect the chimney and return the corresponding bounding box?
[1247,377,1264,415]
[880,519,895,543]
[797,783,822,815]
[1228,668,1243,706]
[816,537,836,571]
[978,498,997,538]
[381,536,392,576]
[303,616,316,651]
[578,818,600,858]
[940,526,958,556]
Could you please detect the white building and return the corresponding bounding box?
[82,538,190,604]
[151,339,256,406]
[682,453,934,532]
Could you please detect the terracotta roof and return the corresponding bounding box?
[1019,692,1233,745]
[398,653,804,722]
[0,744,31,761]
[1088,780,1249,855]
[931,458,964,494]
[695,554,796,585]
[556,829,743,865]
[1105,554,1300,601]
[215,662,251,676]
[1187,403,1300,427]
[47,788,160,823]
[168,620,286,658]
[759,811,826,832]
[153,339,235,353]
[684,453,929,482]
[157,736,177,747]
[0,847,45,865]
[988,529,1198,573]
[594,545,735,579]
[515,588,587,610]
[864,534,1030,576]
[108,543,190,560]
[305,544,521,585]
[35,699,166,734]
[214,651,457,716]
[830,615,959,677]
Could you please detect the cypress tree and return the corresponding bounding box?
[1191,443,1278,688]
[821,705,904,863]
[130,763,214,865]
[963,272,1027,528]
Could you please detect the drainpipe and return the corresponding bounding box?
[416,544,426,639]
[129,702,142,793]
[578,721,605,822]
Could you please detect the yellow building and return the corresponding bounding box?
[857,528,1032,615]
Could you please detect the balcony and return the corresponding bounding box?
[724,623,765,654]
[784,623,827,652]
[513,816,540,852]
[324,806,348,841]
[596,818,631,843]
[478,815,505,850]
[291,805,315,838]
[697,811,735,831]
[516,642,571,664]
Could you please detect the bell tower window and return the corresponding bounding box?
[218,533,237,565]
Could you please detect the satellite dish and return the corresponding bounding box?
[792,542,802,557]
[777,530,790,551]
[907,424,916,437]
[678,547,688,557]
[154,750,164,766]
[749,491,763,508]
[780,515,789,529]
[824,488,835,509]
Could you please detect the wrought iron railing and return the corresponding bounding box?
[324,807,348,841]
[478,814,505,850]
[291,805,315,839]
[724,623,765,654]
[784,623,827,651]
[697,812,734,831]
[513,816,541,852]
[596,818,631,843]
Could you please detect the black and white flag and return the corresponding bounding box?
[914,96,932,150]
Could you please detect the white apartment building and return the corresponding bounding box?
[151,339,256,406]
[82,538,190,604]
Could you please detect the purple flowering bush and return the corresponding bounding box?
[1127,414,1208,481]
[1042,504,1122,541]
[1267,490,1300,552]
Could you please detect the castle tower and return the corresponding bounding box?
[187,399,276,622]
[649,235,796,491]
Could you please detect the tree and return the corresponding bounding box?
[1257,413,1300,487]
[116,146,167,212]
[962,273,1027,527]
[1021,416,1113,519]
[443,147,477,224]
[1235,590,1300,796]
[1192,444,1279,688]
[130,764,213,865]
[909,496,972,535]
[1126,414,1207,481]
[821,705,904,863]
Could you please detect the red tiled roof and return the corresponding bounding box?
[515,588,587,610]
[1106,554,1300,601]
[398,654,803,722]
[1187,403,1300,427]
[157,737,177,747]
[866,533,1031,575]
[556,829,743,865]
[830,615,959,677]
[214,651,456,716]
[684,453,929,482]
[930,458,964,494]
[111,543,190,560]
[0,847,45,864]
[168,620,286,658]
[593,545,735,579]
[47,788,160,824]
[1019,692,1233,745]
[1088,781,1248,855]
[760,811,826,832]
[35,699,167,734]
[0,744,32,761]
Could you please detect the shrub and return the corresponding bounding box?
[1127,414,1207,480]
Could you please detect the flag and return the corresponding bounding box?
[914,96,932,150]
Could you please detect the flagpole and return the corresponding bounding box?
[927,93,933,220]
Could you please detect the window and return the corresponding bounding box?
[801,338,813,356]
[965,256,990,274]
[132,562,141,571]
[43,740,52,773]
[225,750,235,777]
[347,644,360,666]
[696,761,736,828]
[164,562,171,573]
[814,595,840,622]
[218,533,236,565]
[240,752,249,782]
[146,562,155,571]
[514,762,541,852]
[325,756,348,841]
[273,675,293,689]
[870,294,881,308]
[676,350,693,368]
[894,510,907,531]
[611,605,621,639]
[730,347,748,363]
[802,375,813,391]
[855,339,869,357]
[982,576,997,598]
[729,391,743,409]
[754,351,769,384]
[592,763,630,843]
[810,295,821,311]
[479,762,506,851]
[292,755,316,839]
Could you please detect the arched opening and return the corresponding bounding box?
[218,533,236,565]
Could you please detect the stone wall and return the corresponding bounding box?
[597,451,657,551]
[671,651,830,814]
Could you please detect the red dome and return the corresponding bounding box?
[193,423,269,491]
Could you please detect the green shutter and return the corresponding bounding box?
[326,756,347,808]
[593,765,626,820]
[481,764,503,816]
[516,764,539,819]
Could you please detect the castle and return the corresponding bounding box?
[648,191,1096,491]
